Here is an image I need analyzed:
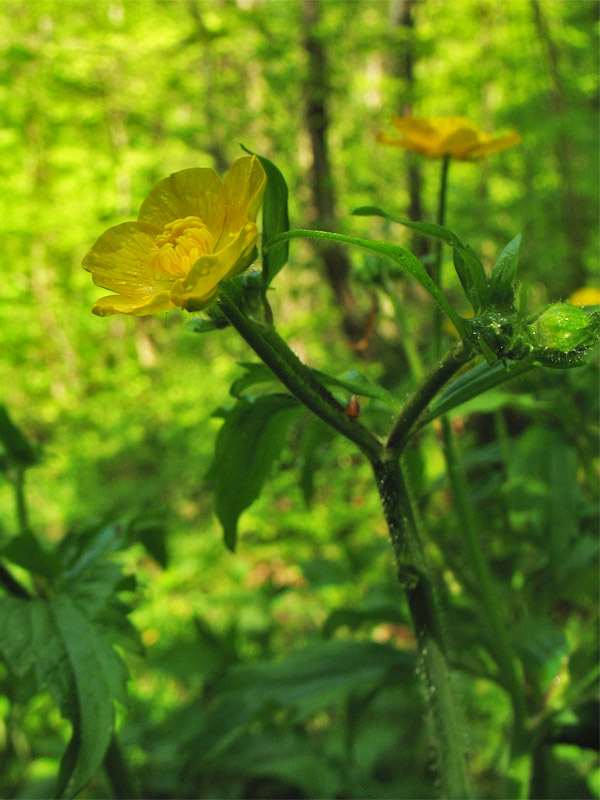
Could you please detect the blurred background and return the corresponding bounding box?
[0,1,598,797]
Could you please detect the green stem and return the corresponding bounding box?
[386,342,472,457]
[14,468,30,535]
[433,155,451,356]
[372,457,471,799]
[217,285,384,463]
[432,154,528,786]
[103,734,137,799]
[383,278,425,381]
[217,286,472,795]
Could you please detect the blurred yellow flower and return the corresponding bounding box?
[83,155,266,315]
[568,287,600,307]
[377,116,521,161]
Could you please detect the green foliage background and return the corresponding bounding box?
[0,1,598,798]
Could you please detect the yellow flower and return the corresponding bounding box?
[568,287,600,307]
[83,155,266,315]
[377,116,521,161]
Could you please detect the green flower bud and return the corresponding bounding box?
[529,304,599,367]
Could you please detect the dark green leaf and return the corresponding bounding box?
[453,246,490,312]
[424,360,535,424]
[210,394,301,550]
[489,233,521,307]
[186,317,221,334]
[242,146,289,287]
[507,426,584,573]
[0,530,60,580]
[216,639,414,718]
[229,361,280,398]
[298,418,335,507]
[0,405,39,468]
[0,594,128,799]
[311,368,401,409]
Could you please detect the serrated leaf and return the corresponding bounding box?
[267,229,468,337]
[210,394,301,550]
[489,233,521,307]
[242,146,289,287]
[0,594,128,799]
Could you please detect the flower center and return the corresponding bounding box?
[149,216,214,278]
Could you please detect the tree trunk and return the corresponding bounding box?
[530,0,587,290]
[301,0,363,335]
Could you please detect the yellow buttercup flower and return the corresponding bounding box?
[568,287,600,307]
[83,155,266,315]
[377,116,521,161]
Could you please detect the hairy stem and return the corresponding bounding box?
[386,342,472,457]
[217,286,384,462]
[372,458,471,799]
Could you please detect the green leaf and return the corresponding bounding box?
[216,639,414,718]
[209,394,301,550]
[489,233,521,307]
[0,529,61,580]
[229,361,280,398]
[352,206,460,246]
[311,368,402,409]
[242,146,289,287]
[424,359,535,423]
[298,418,335,507]
[0,405,39,469]
[267,229,468,337]
[0,594,128,799]
[507,426,584,574]
[186,317,221,334]
[452,245,489,312]
[353,205,489,312]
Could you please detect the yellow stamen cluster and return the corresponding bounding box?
[149,216,214,278]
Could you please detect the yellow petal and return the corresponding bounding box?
[170,222,257,310]
[468,130,522,159]
[92,290,175,317]
[392,116,437,139]
[568,287,600,307]
[138,167,227,240]
[221,156,266,242]
[442,128,481,159]
[83,221,171,295]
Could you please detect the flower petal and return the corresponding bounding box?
[138,167,227,239]
[92,290,175,317]
[170,222,257,310]
[442,128,481,159]
[468,130,522,159]
[220,156,266,242]
[83,221,172,295]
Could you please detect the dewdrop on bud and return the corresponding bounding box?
[530,303,599,367]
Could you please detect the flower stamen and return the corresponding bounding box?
[149,216,214,277]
